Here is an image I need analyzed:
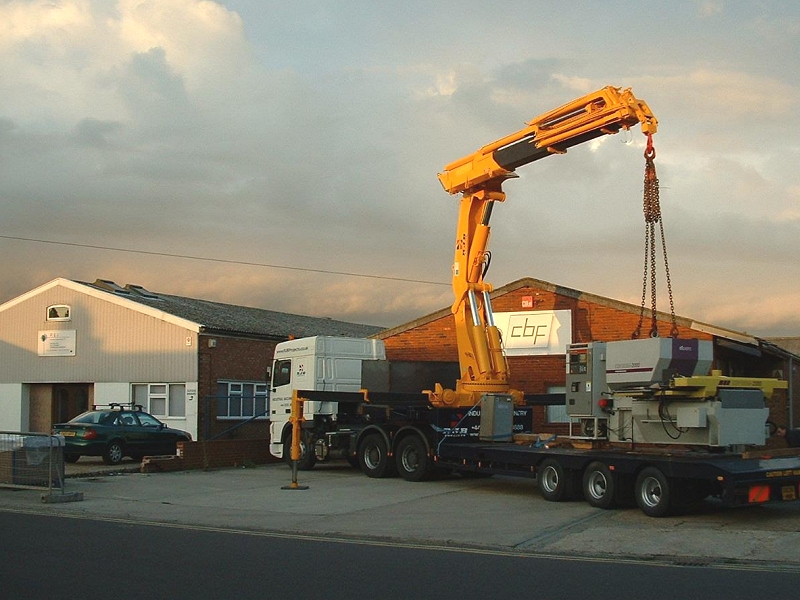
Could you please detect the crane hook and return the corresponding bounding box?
[644,133,656,160]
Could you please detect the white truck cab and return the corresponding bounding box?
[268,336,385,460]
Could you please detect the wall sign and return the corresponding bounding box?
[38,330,76,357]
[493,310,572,356]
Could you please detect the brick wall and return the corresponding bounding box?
[382,283,716,432]
[383,283,711,395]
[141,438,279,473]
[197,335,278,441]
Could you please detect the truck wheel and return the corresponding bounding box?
[635,467,672,517]
[582,461,617,509]
[396,435,430,482]
[358,433,396,478]
[283,431,316,471]
[538,458,571,502]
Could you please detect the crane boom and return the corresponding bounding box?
[429,86,657,408]
[438,86,657,195]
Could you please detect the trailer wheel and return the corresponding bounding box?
[582,461,617,509]
[396,435,430,482]
[635,467,672,517]
[283,431,316,471]
[358,433,396,478]
[538,458,571,502]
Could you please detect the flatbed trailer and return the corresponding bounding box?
[436,438,800,517]
[286,390,800,518]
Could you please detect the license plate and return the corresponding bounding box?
[781,486,797,501]
[59,431,76,437]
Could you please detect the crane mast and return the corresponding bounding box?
[429,86,658,408]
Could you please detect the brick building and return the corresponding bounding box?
[377,278,799,432]
[0,278,381,440]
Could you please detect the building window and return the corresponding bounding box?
[132,383,186,418]
[545,386,569,423]
[46,305,71,321]
[216,381,269,420]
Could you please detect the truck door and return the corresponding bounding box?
[269,358,294,457]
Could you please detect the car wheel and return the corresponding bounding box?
[64,454,80,464]
[103,440,124,465]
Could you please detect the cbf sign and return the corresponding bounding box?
[494,310,572,356]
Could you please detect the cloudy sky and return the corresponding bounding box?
[1,1,798,337]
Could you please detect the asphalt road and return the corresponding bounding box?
[3,461,800,573]
[2,510,799,600]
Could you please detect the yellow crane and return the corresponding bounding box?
[430,86,658,408]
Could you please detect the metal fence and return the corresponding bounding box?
[0,431,66,496]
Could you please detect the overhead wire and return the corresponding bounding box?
[0,234,450,287]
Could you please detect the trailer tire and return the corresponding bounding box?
[635,467,673,517]
[283,431,316,471]
[396,435,431,482]
[358,433,396,478]
[582,461,617,509]
[538,458,571,502]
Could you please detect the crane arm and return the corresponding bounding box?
[430,86,657,408]
[438,86,657,195]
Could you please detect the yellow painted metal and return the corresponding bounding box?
[669,373,788,400]
[438,86,657,195]
[431,85,657,409]
[281,390,309,490]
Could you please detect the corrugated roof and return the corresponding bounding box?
[77,279,384,340]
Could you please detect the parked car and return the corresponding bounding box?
[53,404,192,465]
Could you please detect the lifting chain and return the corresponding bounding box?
[632,134,679,339]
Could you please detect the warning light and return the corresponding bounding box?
[598,398,613,412]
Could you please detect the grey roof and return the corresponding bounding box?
[78,280,384,340]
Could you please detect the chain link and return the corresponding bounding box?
[633,138,678,338]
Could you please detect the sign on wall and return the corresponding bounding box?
[493,310,572,356]
[38,330,76,357]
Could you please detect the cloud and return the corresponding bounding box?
[0,0,250,125]
[0,1,799,338]
[697,1,724,18]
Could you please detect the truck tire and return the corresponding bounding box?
[538,458,572,502]
[283,431,316,471]
[396,435,431,482]
[358,433,396,478]
[582,461,617,509]
[635,467,673,517]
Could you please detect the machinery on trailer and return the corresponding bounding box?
[277,86,800,516]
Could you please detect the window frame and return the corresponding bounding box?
[216,381,269,421]
[131,383,186,418]
[46,304,71,321]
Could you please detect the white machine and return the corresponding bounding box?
[566,338,784,447]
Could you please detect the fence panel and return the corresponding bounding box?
[0,431,65,494]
